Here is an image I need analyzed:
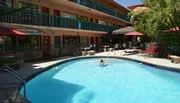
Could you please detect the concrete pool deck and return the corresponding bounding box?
[28,50,180,70]
[95,50,180,69]
[0,50,180,102]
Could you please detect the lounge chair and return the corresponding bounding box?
[140,45,158,56]
[124,49,137,55]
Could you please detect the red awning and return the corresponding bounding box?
[0,29,28,35]
[124,32,144,36]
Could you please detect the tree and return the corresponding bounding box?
[130,0,180,55]
[129,0,180,42]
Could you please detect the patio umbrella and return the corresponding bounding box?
[124,32,144,36]
[124,32,144,46]
[163,27,180,32]
[112,26,134,34]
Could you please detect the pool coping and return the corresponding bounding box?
[25,56,180,83]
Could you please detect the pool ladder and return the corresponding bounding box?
[0,65,31,103]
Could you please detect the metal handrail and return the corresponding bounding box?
[0,65,26,97]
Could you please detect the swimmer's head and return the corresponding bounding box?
[100,59,104,62]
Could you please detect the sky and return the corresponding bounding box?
[116,0,142,8]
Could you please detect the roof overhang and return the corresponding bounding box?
[0,22,108,35]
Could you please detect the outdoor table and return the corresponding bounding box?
[102,45,109,52]
[83,47,90,51]
[124,49,141,55]
[89,50,95,55]
[82,47,91,55]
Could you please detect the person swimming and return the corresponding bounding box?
[100,59,106,66]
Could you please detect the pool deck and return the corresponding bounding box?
[0,50,180,102]
[95,50,180,69]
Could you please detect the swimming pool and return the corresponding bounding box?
[21,58,180,103]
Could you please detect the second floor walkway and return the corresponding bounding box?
[0,6,119,32]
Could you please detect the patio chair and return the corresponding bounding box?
[114,44,119,50]
[124,49,135,55]
[140,45,158,56]
[50,48,60,59]
[73,48,82,56]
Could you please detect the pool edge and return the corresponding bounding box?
[24,56,180,83]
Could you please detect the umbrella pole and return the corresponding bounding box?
[133,35,135,45]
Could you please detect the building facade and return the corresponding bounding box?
[0,0,130,59]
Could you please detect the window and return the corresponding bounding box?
[63,35,79,45]
[107,22,111,26]
[20,2,37,11]
[54,36,61,48]
[78,16,88,21]
[62,12,77,19]
[41,7,49,14]
[90,18,93,22]
[18,36,39,46]
[80,36,89,47]
[99,20,106,25]
[0,0,13,7]
[0,35,16,53]
[95,19,98,23]
[53,9,60,16]
[0,35,15,45]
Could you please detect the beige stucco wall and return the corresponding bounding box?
[15,0,128,26]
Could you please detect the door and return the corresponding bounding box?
[54,36,61,55]
[95,37,99,51]
[42,36,50,56]
[90,37,94,49]
[53,9,60,16]
[41,7,49,26]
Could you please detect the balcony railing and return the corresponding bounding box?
[0,6,119,32]
[73,0,130,22]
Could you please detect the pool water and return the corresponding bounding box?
[21,58,180,103]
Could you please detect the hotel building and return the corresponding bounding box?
[0,0,130,59]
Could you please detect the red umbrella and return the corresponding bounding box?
[163,27,180,32]
[124,32,144,36]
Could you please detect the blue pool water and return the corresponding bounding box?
[21,58,180,103]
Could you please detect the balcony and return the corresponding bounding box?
[73,0,130,22]
[0,6,118,32]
